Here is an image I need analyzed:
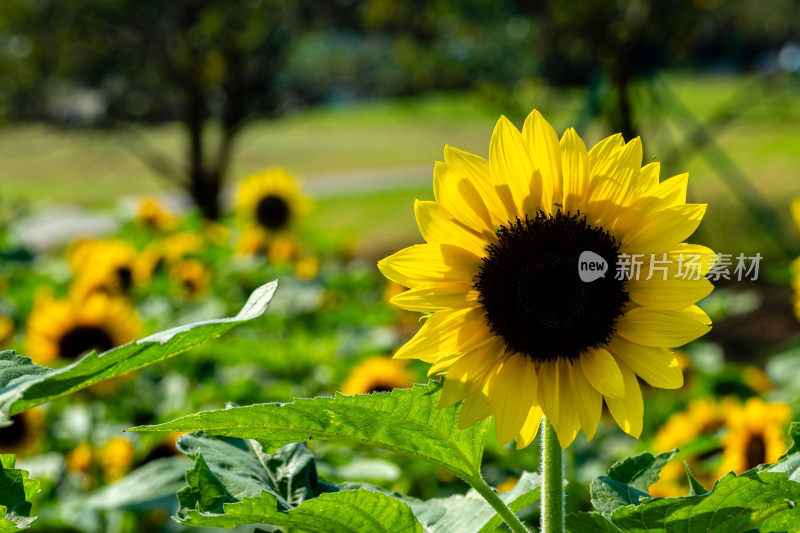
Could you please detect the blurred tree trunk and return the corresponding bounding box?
[611,71,636,141]
[184,83,222,220]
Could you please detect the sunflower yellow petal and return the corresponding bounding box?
[394,307,488,362]
[489,116,534,220]
[587,137,642,208]
[606,336,684,389]
[626,277,713,310]
[515,404,544,449]
[588,133,624,172]
[570,363,602,440]
[579,347,625,399]
[605,362,643,438]
[415,200,488,256]
[491,354,539,446]
[442,146,508,226]
[638,161,661,189]
[538,358,579,448]
[437,336,505,408]
[553,358,580,448]
[615,137,644,191]
[378,243,481,288]
[458,375,494,429]
[615,305,711,348]
[651,173,688,208]
[389,282,480,313]
[523,109,561,210]
[428,352,464,376]
[433,161,496,239]
[537,360,560,429]
[622,204,707,253]
[613,173,691,235]
[560,127,589,213]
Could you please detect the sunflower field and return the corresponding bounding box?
[2,2,800,533]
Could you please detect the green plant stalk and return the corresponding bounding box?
[541,417,564,533]
[470,475,530,533]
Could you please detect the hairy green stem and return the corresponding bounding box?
[470,475,530,533]
[541,417,564,533]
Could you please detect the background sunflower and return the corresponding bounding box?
[25,292,141,364]
[236,168,309,234]
[340,356,415,395]
[68,239,142,297]
[0,408,44,456]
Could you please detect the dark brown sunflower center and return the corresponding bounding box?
[474,211,628,362]
[182,277,199,294]
[368,384,394,393]
[58,325,115,359]
[256,194,290,230]
[0,414,28,447]
[745,433,767,471]
[116,266,133,292]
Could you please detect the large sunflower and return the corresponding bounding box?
[378,110,715,448]
[237,168,308,233]
[26,292,141,364]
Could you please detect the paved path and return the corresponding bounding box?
[11,164,433,252]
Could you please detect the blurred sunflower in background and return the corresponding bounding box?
[237,168,308,234]
[203,221,230,247]
[790,198,800,321]
[134,196,176,232]
[295,254,320,281]
[136,231,205,280]
[0,315,15,347]
[379,110,715,448]
[341,356,414,394]
[0,408,44,456]
[650,396,792,496]
[68,239,144,297]
[169,259,212,298]
[718,398,791,475]
[650,397,736,496]
[65,442,93,474]
[97,436,135,482]
[235,226,269,257]
[26,292,141,364]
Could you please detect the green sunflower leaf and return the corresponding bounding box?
[685,463,709,496]
[0,281,278,427]
[129,381,489,482]
[175,433,421,532]
[399,471,540,533]
[590,449,678,514]
[776,421,800,462]
[0,454,40,531]
[609,470,800,533]
[79,456,190,511]
[566,512,624,533]
[764,421,800,482]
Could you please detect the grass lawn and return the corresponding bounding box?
[1,72,799,259]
